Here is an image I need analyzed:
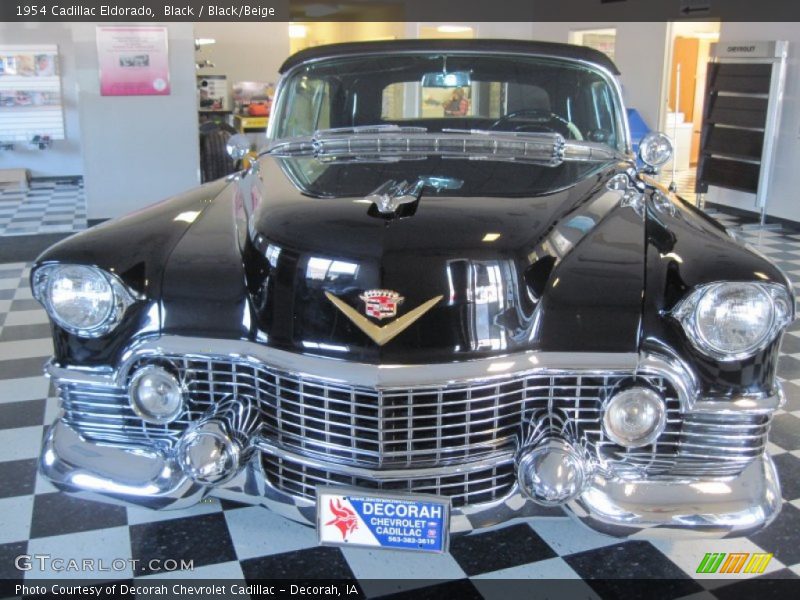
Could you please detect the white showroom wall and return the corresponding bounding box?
[526,22,670,133]
[705,22,800,223]
[0,22,83,177]
[70,23,200,220]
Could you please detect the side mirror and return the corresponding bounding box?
[638,132,673,171]
[226,134,251,160]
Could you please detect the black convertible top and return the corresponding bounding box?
[279,38,620,75]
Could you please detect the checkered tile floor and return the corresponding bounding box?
[0,178,87,237]
[1,213,800,597]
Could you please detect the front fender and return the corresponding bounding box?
[33,178,232,367]
[641,189,791,396]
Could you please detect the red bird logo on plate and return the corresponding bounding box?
[325,498,358,540]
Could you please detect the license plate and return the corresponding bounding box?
[317,487,450,553]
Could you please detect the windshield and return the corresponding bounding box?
[271,53,626,153]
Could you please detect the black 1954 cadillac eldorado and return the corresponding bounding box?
[33,39,794,550]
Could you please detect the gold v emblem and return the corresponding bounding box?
[325,292,443,346]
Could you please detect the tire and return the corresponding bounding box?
[200,129,236,183]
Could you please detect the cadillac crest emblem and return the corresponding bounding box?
[360,289,403,320]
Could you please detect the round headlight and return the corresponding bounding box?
[48,265,114,333]
[638,132,673,168]
[129,366,185,424]
[695,283,772,356]
[672,282,794,360]
[603,387,666,448]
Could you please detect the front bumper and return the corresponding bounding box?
[41,418,782,538]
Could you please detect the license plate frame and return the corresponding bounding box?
[316,487,451,554]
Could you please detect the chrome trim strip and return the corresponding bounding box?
[268,50,632,155]
[255,437,514,480]
[48,337,785,417]
[55,335,643,391]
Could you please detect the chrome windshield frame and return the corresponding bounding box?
[266,49,633,157]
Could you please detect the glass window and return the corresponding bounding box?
[273,53,624,152]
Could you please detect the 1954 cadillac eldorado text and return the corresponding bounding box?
[32,40,794,549]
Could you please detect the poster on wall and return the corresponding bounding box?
[97,26,170,96]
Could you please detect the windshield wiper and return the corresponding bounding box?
[267,127,620,167]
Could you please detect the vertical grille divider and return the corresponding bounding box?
[378,388,385,468]
[435,388,443,464]
[275,374,283,445]
[299,377,306,451]
[406,389,413,468]
[465,385,472,460]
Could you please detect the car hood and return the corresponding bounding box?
[162,156,646,364]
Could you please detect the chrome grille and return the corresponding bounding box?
[262,455,517,508]
[58,354,772,506]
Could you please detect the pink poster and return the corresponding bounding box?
[97,26,170,96]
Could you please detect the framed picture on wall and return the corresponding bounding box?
[97,26,170,96]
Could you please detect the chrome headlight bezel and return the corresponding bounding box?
[32,263,140,338]
[672,281,794,361]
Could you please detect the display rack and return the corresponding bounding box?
[695,41,788,226]
[0,44,64,146]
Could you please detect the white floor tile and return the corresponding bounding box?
[25,526,132,580]
[0,494,34,543]
[0,425,44,460]
[343,544,465,585]
[0,376,50,404]
[529,517,618,556]
[126,497,222,526]
[224,505,319,560]
[0,339,52,361]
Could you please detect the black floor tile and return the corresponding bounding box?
[8,299,41,312]
[0,357,46,380]
[773,454,800,501]
[0,399,45,429]
[711,570,800,600]
[130,512,236,576]
[780,382,800,412]
[449,523,557,576]
[0,324,51,343]
[769,414,800,452]
[0,268,24,279]
[777,356,800,380]
[0,541,27,580]
[779,333,800,354]
[30,492,128,538]
[219,498,252,510]
[564,541,703,600]
[747,503,800,568]
[380,578,482,600]
[0,458,37,498]
[241,546,354,579]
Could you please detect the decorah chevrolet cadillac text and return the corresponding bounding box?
[33,40,794,549]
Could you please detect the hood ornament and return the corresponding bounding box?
[325,290,443,346]
[366,180,424,214]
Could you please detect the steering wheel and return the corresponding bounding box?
[489,108,583,140]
